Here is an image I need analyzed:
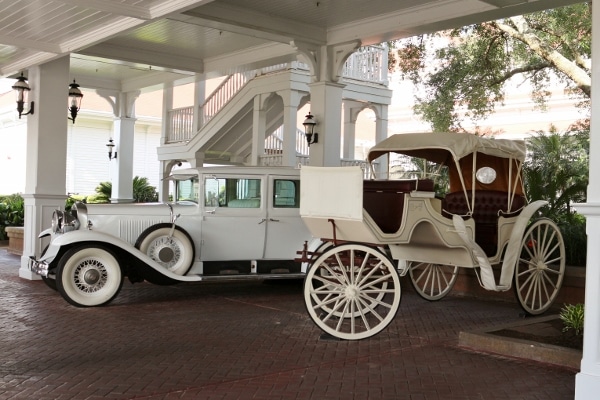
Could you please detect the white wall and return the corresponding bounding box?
[0,110,161,196]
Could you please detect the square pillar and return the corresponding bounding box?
[20,56,70,278]
[307,81,344,167]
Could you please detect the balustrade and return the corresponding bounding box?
[166,45,388,162]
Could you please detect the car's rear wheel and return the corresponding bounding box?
[56,245,123,307]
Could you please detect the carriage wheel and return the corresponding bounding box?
[514,218,565,315]
[303,243,401,340]
[409,262,458,301]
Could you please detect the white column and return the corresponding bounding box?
[279,90,304,167]
[307,81,344,167]
[110,116,136,203]
[159,83,174,201]
[251,95,266,166]
[574,1,600,398]
[20,56,70,279]
[342,102,358,160]
[193,77,206,134]
[374,104,389,178]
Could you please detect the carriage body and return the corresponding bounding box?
[300,133,565,340]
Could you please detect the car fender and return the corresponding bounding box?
[49,230,202,282]
[38,228,53,239]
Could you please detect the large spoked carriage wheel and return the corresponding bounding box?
[304,243,401,340]
[409,262,458,301]
[56,245,124,307]
[514,218,565,315]
[135,224,195,276]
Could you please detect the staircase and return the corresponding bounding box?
[161,45,389,167]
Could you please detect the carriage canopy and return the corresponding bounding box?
[367,132,526,164]
[367,132,527,194]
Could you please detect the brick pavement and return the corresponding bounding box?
[0,248,576,399]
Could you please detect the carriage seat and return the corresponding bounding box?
[442,190,527,256]
[363,179,435,234]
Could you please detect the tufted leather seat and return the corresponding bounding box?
[442,190,526,256]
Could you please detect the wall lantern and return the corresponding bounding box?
[68,80,83,124]
[106,138,117,160]
[302,112,318,146]
[12,72,34,118]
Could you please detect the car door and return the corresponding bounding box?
[199,173,267,261]
[263,175,311,259]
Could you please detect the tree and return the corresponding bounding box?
[392,3,591,132]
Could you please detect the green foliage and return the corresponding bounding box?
[523,126,589,266]
[0,194,25,240]
[94,176,159,203]
[524,126,588,220]
[560,303,584,336]
[390,3,591,132]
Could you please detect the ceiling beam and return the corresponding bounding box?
[178,2,326,45]
[53,0,215,20]
[79,43,205,74]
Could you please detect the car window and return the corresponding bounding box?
[273,179,300,208]
[176,177,199,203]
[205,177,261,208]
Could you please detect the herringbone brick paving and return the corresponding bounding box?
[0,249,575,399]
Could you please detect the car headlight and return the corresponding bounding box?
[51,209,80,234]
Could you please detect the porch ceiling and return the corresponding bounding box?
[0,0,581,92]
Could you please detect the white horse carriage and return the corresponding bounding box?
[298,132,565,340]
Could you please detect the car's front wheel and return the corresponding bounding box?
[135,224,195,276]
[56,245,123,307]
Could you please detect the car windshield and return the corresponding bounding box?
[176,177,199,203]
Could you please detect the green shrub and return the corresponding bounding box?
[560,303,584,336]
[557,215,587,266]
[94,176,158,203]
[0,193,25,240]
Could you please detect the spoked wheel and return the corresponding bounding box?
[409,262,458,301]
[135,224,195,276]
[514,218,565,315]
[56,245,123,307]
[303,243,401,340]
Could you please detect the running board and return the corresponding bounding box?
[195,272,305,281]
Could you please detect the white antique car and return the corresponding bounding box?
[29,166,316,307]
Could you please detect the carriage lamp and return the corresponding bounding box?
[106,138,117,160]
[12,72,34,118]
[68,80,83,124]
[302,112,318,146]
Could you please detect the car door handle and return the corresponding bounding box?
[205,209,215,215]
[269,218,280,222]
[258,218,267,224]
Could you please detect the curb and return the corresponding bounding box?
[459,315,582,370]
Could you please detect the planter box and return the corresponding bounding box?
[6,226,24,256]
